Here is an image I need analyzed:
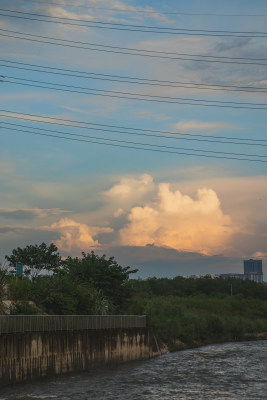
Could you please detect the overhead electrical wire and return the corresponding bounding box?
[1,124,267,163]
[1,29,267,66]
[1,59,267,93]
[3,75,267,110]
[18,0,267,17]
[1,8,267,37]
[1,110,267,147]
[3,121,267,159]
[1,5,265,164]
[3,119,266,149]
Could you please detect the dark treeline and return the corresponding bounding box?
[130,275,267,300]
[1,243,267,350]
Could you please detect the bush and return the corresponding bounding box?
[9,301,40,315]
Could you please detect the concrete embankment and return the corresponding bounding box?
[0,316,161,386]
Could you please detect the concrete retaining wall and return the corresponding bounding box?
[0,328,160,386]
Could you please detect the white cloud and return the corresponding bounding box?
[105,173,155,206]
[45,6,94,21]
[172,120,235,132]
[107,1,174,24]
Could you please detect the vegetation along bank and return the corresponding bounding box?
[1,243,267,352]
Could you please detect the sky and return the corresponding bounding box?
[1,0,267,278]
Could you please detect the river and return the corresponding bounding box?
[1,341,266,400]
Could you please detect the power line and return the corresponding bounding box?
[19,0,267,17]
[1,59,267,93]
[5,29,267,65]
[1,124,267,163]
[2,29,267,66]
[1,8,267,37]
[4,121,267,158]
[4,76,267,110]
[3,121,267,158]
[1,110,267,147]
[2,119,263,148]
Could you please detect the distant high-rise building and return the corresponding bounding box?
[244,259,263,283]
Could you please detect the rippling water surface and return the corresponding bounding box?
[1,341,267,400]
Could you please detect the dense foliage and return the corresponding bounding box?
[129,276,267,300]
[125,276,267,350]
[3,243,267,350]
[5,243,62,277]
[5,246,137,315]
[0,264,8,314]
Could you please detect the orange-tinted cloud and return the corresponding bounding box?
[119,183,233,255]
[50,218,113,253]
[106,173,154,200]
[252,251,267,260]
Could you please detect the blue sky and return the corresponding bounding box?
[1,0,267,278]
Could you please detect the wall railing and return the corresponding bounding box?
[0,315,146,334]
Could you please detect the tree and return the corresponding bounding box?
[0,264,8,314]
[64,251,138,310]
[31,274,108,315]
[5,242,62,278]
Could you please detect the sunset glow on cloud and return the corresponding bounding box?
[24,174,234,256]
[105,173,155,204]
[50,218,113,253]
[119,182,233,255]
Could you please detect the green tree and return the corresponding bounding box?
[0,264,8,314]
[30,274,108,315]
[5,242,62,278]
[64,251,138,311]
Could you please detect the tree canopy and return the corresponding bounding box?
[5,245,138,314]
[5,242,62,277]
[64,251,138,310]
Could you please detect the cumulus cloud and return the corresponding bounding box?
[3,169,265,259]
[105,173,155,206]
[49,218,113,252]
[172,120,235,132]
[119,184,233,255]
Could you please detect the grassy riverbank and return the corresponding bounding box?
[125,277,267,351]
